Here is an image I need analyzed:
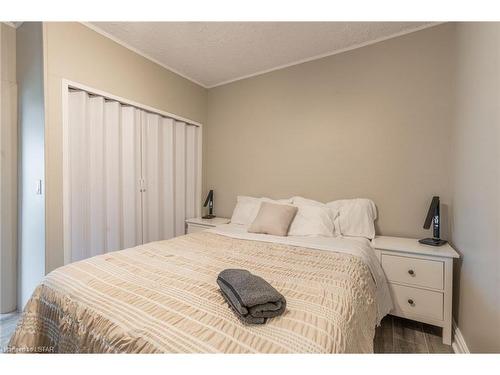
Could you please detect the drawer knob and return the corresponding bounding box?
[408,299,415,306]
[408,269,415,276]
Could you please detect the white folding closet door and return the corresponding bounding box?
[143,113,159,242]
[68,93,143,262]
[142,113,175,243]
[104,101,121,252]
[88,96,105,258]
[185,125,198,220]
[68,91,89,262]
[160,118,175,240]
[66,89,200,264]
[121,106,142,248]
[174,122,186,236]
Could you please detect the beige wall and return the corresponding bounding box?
[206,24,454,238]
[44,23,207,272]
[450,23,500,353]
[0,23,17,313]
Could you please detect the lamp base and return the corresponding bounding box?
[418,238,447,246]
[202,214,216,219]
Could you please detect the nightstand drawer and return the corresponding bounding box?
[381,254,444,289]
[186,224,208,234]
[185,218,231,235]
[390,283,444,321]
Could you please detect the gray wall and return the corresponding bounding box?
[206,23,454,239]
[17,22,46,309]
[450,22,500,353]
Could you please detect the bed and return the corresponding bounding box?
[8,223,392,353]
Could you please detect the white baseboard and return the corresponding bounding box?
[452,319,470,353]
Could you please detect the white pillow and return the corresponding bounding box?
[230,196,261,225]
[288,202,336,237]
[230,196,292,226]
[291,196,325,207]
[326,198,377,239]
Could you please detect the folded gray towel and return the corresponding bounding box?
[217,269,286,324]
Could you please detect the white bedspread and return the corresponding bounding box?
[209,223,393,325]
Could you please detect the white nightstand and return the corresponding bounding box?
[185,217,230,234]
[372,236,459,345]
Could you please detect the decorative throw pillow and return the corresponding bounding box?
[248,202,298,236]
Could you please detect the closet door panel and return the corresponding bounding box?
[88,96,105,257]
[104,101,122,251]
[134,109,143,244]
[142,114,177,242]
[185,125,197,220]
[174,122,186,236]
[143,113,160,242]
[160,118,175,239]
[121,106,142,248]
[68,91,89,262]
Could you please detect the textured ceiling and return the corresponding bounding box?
[89,22,435,88]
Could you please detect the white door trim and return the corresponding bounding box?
[61,79,203,265]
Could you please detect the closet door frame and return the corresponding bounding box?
[62,79,202,265]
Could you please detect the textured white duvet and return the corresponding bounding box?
[209,223,393,325]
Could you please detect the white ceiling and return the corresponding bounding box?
[88,22,436,88]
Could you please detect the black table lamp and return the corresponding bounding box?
[202,190,215,219]
[419,196,447,246]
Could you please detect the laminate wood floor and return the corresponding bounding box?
[2,312,453,353]
[0,312,19,353]
[374,315,454,353]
